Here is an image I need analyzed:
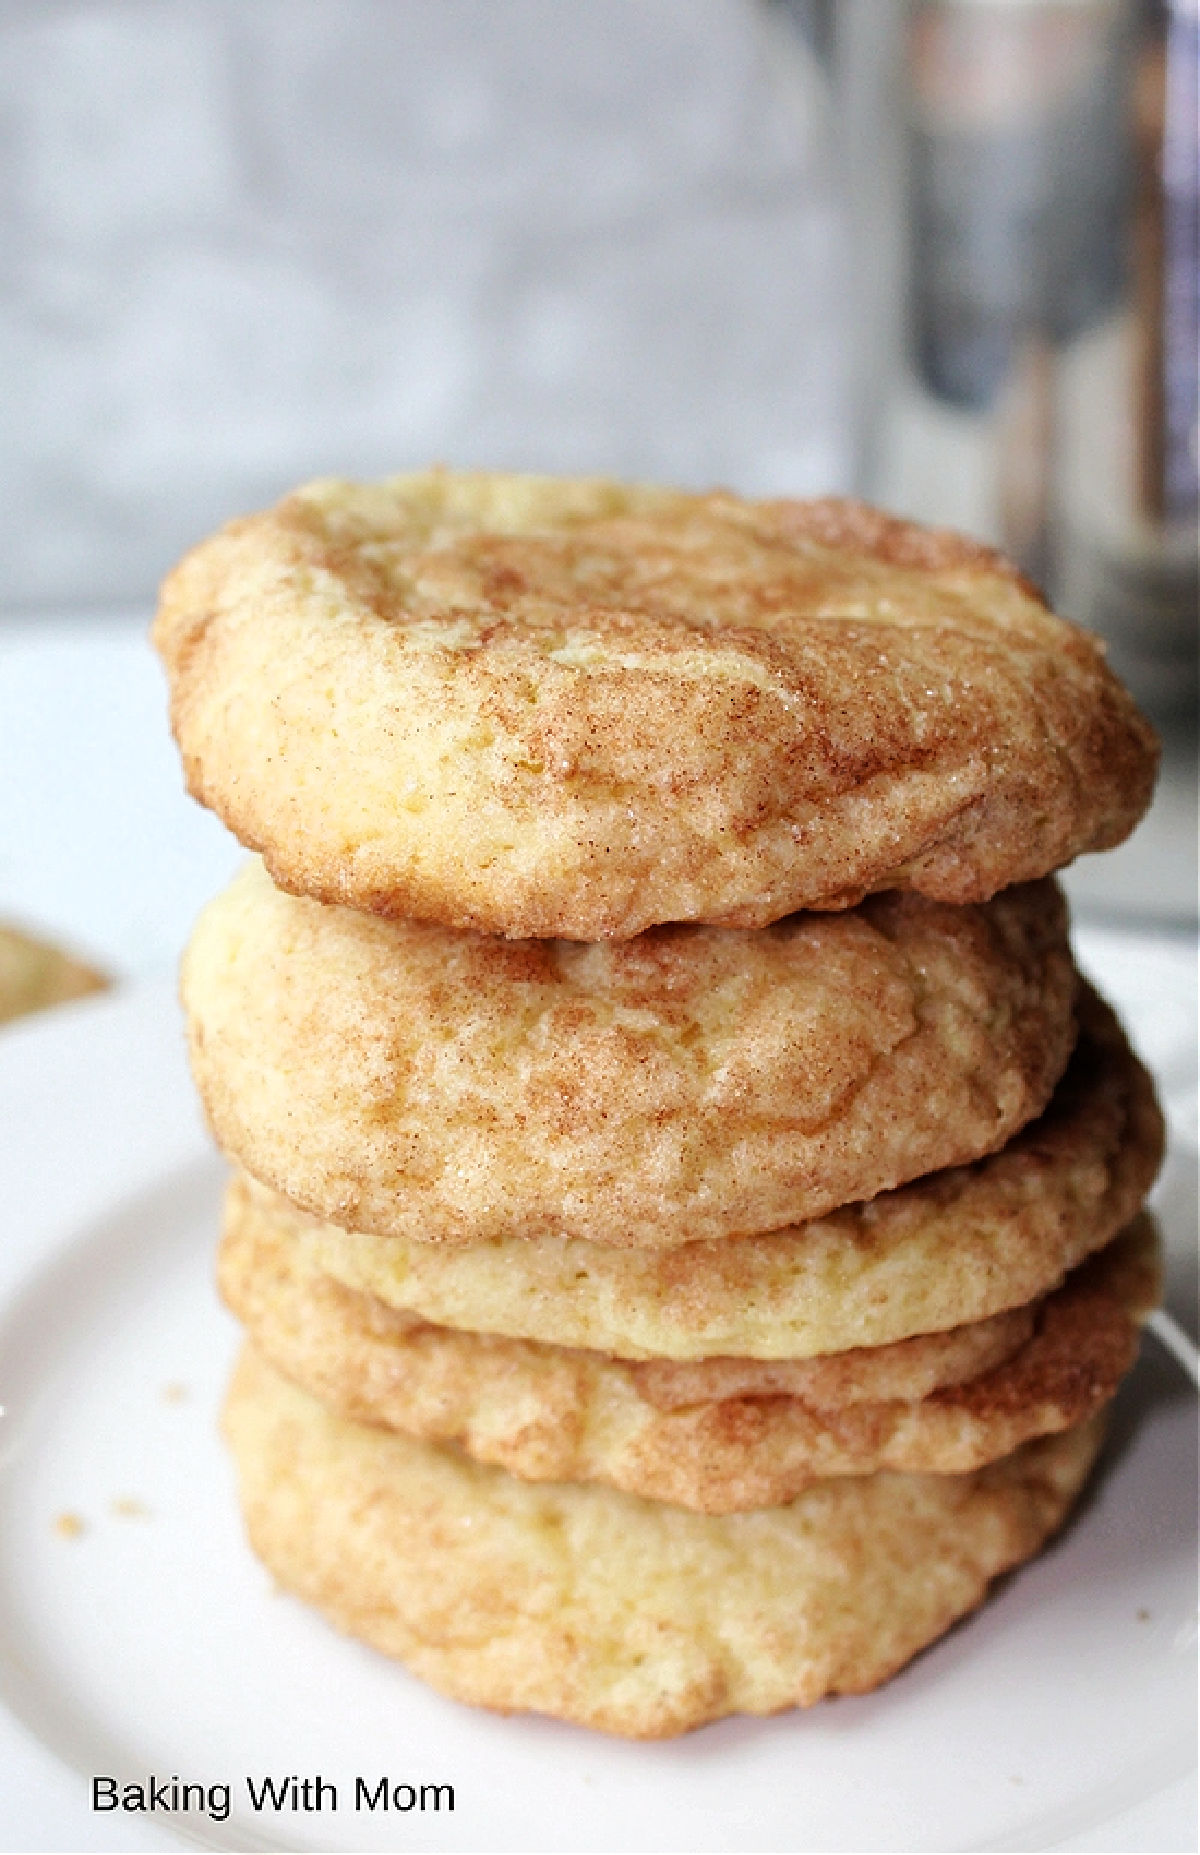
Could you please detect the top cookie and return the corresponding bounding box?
[154,472,1158,939]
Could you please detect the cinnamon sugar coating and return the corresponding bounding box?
[183,859,1077,1248]
[223,1347,1107,1737]
[220,1207,1156,1513]
[154,473,1158,940]
[275,988,1162,1359]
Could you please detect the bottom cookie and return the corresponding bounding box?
[223,1347,1106,1739]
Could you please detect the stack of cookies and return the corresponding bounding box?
[155,474,1163,1738]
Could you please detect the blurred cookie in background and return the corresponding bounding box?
[0,923,108,1027]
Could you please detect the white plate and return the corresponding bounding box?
[0,944,1195,1855]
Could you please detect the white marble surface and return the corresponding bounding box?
[0,0,844,614]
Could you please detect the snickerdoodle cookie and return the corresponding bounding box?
[154,473,1157,940]
[0,924,107,1025]
[248,989,1161,1360]
[223,1346,1107,1737]
[220,1208,1157,1514]
[183,860,1077,1247]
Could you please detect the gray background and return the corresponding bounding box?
[0,0,844,611]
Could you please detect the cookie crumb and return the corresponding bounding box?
[111,1496,149,1520]
[162,1382,189,1404]
[54,1512,86,1539]
[1137,1607,1151,1621]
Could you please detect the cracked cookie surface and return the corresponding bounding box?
[185,859,1077,1247]
[223,1346,1107,1736]
[220,1210,1156,1513]
[266,988,1162,1358]
[155,472,1158,940]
